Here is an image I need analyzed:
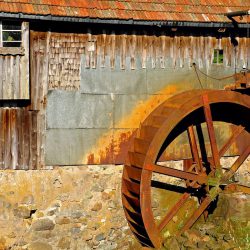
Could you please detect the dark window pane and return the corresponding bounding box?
[213,49,223,64]
[3,42,21,47]
[2,21,22,30]
[2,31,21,42]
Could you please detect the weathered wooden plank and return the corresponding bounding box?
[0,110,3,169]
[20,22,29,99]
[17,109,23,169]
[0,47,24,56]
[4,110,11,169]
[110,32,116,69]
[0,57,3,99]
[23,110,30,170]
[31,111,38,169]
[14,56,20,99]
[10,110,18,169]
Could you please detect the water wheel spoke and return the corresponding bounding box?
[151,180,187,194]
[222,145,250,181]
[219,125,245,157]
[146,164,207,184]
[225,184,250,194]
[187,126,202,172]
[178,196,212,235]
[202,95,220,169]
[157,193,190,232]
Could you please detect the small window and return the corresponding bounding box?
[213,49,223,64]
[0,21,22,47]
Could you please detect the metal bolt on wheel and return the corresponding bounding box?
[121,90,250,248]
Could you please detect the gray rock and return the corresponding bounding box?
[72,211,84,219]
[95,233,105,242]
[71,227,80,235]
[32,218,55,231]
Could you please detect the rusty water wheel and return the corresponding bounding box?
[121,89,250,248]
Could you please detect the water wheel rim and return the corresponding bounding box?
[141,90,250,248]
[122,89,250,248]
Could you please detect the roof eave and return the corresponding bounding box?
[0,12,249,28]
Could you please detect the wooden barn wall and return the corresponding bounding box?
[0,22,29,100]
[47,32,249,91]
[0,29,249,168]
[0,31,48,170]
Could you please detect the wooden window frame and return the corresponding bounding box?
[213,49,224,64]
[0,20,24,56]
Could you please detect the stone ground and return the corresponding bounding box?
[0,158,249,250]
[0,165,141,250]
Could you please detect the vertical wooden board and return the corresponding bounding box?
[0,110,3,169]
[20,22,29,99]
[16,109,22,169]
[200,36,205,68]
[160,33,166,68]
[100,31,107,68]
[110,32,116,69]
[4,110,11,169]
[10,110,18,169]
[10,56,14,99]
[172,36,177,67]
[14,56,20,99]
[179,36,184,68]
[23,110,30,170]
[39,111,46,169]
[130,32,136,70]
[121,33,127,69]
[3,57,9,99]
[242,37,247,67]
[31,111,38,169]
[0,57,3,99]
[41,32,50,108]
[91,35,97,69]
[142,33,148,69]
[247,38,250,68]
[29,32,36,110]
[207,36,213,66]
[35,111,41,169]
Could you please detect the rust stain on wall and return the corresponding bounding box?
[84,84,187,164]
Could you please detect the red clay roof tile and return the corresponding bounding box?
[0,0,249,23]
